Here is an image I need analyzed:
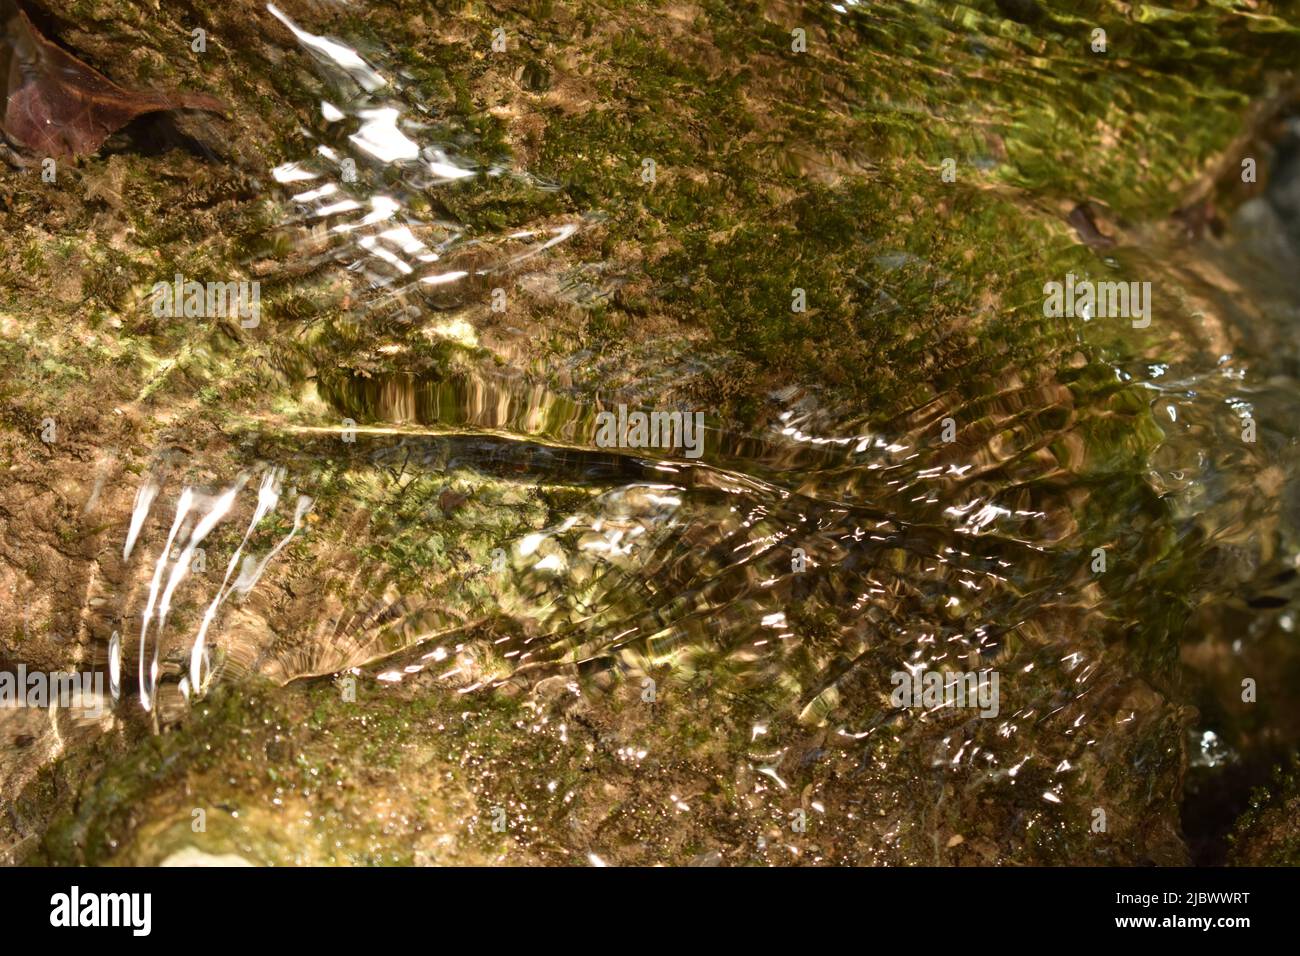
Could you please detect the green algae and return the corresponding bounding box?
[1228,760,1300,866]
[2,0,1299,868]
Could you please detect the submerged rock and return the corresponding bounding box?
[2,0,1299,866]
[158,847,254,866]
[1229,763,1300,866]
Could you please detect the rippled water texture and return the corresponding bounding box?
[2,0,1299,866]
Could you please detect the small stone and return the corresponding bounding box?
[159,847,255,867]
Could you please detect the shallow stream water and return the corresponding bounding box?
[3,0,1299,866]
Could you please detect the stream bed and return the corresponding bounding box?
[2,0,1300,866]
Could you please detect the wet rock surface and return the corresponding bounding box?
[1,1,1299,865]
[1228,762,1300,866]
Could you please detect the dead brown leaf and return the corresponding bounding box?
[1,0,226,159]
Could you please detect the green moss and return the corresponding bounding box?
[4,0,1296,868]
[1229,761,1300,865]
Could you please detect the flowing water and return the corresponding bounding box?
[3,0,1300,866]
